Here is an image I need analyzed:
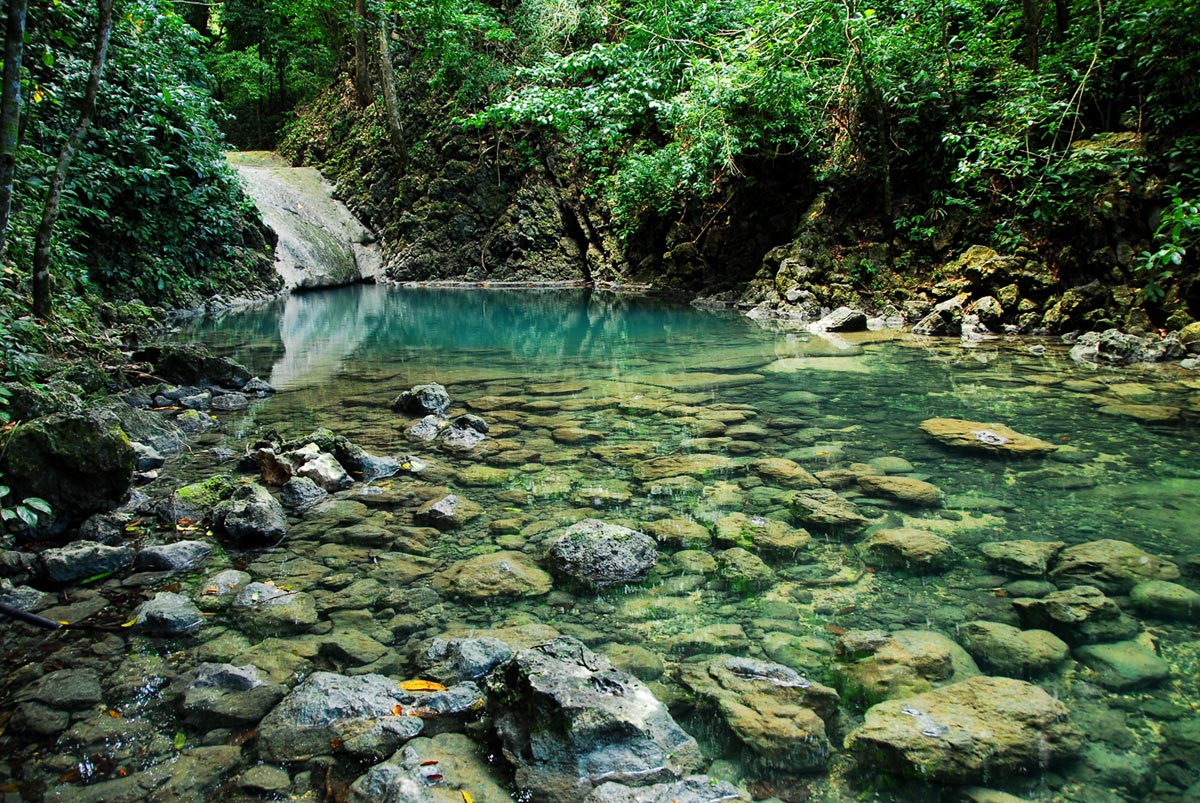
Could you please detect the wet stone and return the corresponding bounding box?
[857,474,942,507]
[788,488,870,535]
[414,636,514,684]
[678,656,839,771]
[134,591,203,635]
[414,494,482,530]
[714,547,775,592]
[958,620,1069,677]
[1129,579,1200,619]
[135,539,213,572]
[39,541,134,583]
[238,764,292,795]
[845,676,1081,783]
[546,519,658,589]
[858,527,955,572]
[433,551,552,599]
[585,776,750,803]
[668,623,750,657]
[18,668,103,711]
[232,582,319,635]
[919,418,1057,456]
[1050,538,1180,593]
[346,732,513,803]
[980,539,1065,576]
[1012,585,1141,646]
[486,636,702,803]
[644,517,712,547]
[393,382,451,416]
[1074,640,1170,690]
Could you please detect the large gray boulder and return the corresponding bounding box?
[546,519,658,589]
[39,540,133,583]
[845,676,1081,783]
[135,540,213,572]
[169,663,287,728]
[258,672,424,762]
[487,637,703,803]
[212,483,287,541]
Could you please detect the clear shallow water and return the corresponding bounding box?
[4,285,1200,802]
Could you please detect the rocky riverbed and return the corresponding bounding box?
[1,288,1199,803]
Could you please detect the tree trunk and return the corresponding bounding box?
[0,0,28,257]
[1022,0,1048,71]
[376,12,405,155]
[31,0,114,319]
[354,0,372,106]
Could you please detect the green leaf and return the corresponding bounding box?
[173,732,186,750]
[42,50,54,68]
[15,506,39,527]
[24,498,52,514]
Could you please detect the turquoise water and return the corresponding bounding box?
[4,285,1198,801]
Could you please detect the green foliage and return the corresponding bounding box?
[1139,195,1200,301]
[6,0,274,310]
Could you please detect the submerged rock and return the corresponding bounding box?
[487,637,703,803]
[1012,585,1140,645]
[845,676,1081,783]
[546,519,657,589]
[414,494,482,530]
[857,475,942,507]
[834,630,978,704]
[958,620,1069,678]
[677,655,839,770]
[433,551,552,599]
[631,453,740,481]
[1129,579,1200,620]
[347,732,513,803]
[1049,538,1179,593]
[858,527,955,571]
[231,582,319,634]
[1074,640,1170,690]
[585,776,750,803]
[919,418,1056,456]
[258,671,423,762]
[414,636,514,684]
[980,539,1065,576]
[788,488,870,535]
[713,513,810,554]
[170,663,287,728]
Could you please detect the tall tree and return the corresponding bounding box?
[375,6,404,153]
[354,0,372,106]
[31,0,114,319]
[0,0,27,257]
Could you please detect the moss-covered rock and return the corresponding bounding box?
[0,412,134,533]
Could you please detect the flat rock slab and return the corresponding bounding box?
[858,527,955,572]
[981,539,1065,576]
[858,475,942,507]
[632,454,740,481]
[919,418,1057,456]
[845,676,1081,783]
[1049,538,1179,593]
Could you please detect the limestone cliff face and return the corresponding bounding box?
[228,151,382,290]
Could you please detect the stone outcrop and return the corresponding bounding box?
[487,637,703,803]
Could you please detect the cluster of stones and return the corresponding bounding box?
[1,351,1197,803]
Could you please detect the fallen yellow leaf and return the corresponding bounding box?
[399,679,447,692]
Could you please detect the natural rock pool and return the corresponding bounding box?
[2,285,1199,802]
